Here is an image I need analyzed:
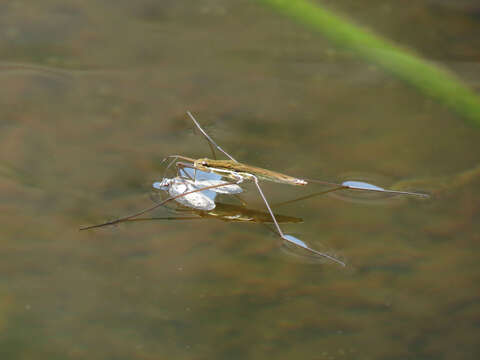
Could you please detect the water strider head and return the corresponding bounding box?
[193,158,213,172]
[194,158,231,169]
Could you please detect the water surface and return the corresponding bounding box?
[1,1,479,359]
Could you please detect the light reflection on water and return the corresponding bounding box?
[1,1,479,359]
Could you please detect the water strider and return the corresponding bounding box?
[81,111,429,266]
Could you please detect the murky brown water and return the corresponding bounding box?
[1,1,479,359]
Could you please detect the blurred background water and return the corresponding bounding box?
[1,1,479,359]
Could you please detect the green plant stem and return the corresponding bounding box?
[258,0,480,126]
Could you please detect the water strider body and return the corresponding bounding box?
[193,158,308,186]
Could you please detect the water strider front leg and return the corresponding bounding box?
[160,155,196,181]
[175,162,245,197]
[175,161,199,181]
